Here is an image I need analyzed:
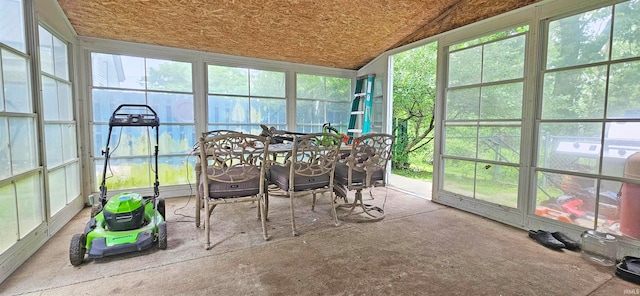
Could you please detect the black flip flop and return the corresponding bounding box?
[551,231,580,251]
[616,256,640,285]
[528,230,565,250]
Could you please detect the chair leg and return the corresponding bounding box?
[264,186,269,220]
[195,192,201,228]
[336,189,385,222]
[289,191,298,236]
[260,195,269,241]
[195,170,202,227]
[258,182,269,220]
[260,187,269,220]
[356,189,385,221]
[204,199,211,250]
[329,190,339,227]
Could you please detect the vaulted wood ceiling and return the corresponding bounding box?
[57,0,539,70]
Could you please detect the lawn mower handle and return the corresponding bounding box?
[109,104,160,127]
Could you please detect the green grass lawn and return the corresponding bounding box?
[392,163,433,181]
[393,159,562,207]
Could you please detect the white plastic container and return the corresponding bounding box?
[581,230,618,266]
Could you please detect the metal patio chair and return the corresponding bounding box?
[194,130,242,227]
[334,133,395,222]
[268,133,342,236]
[197,132,270,249]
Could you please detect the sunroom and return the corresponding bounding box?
[2,0,640,290]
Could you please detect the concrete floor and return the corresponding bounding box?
[388,174,433,200]
[1,187,638,296]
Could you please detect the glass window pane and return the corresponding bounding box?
[0,183,17,253]
[0,118,9,180]
[598,180,622,234]
[208,65,248,95]
[541,66,607,119]
[95,158,152,191]
[208,95,249,124]
[10,117,37,174]
[448,46,482,87]
[48,167,66,215]
[446,88,479,120]
[296,100,324,125]
[93,125,153,157]
[546,7,612,69]
[92,89,146,122]
[297,74,324,99]
[371,95,383,133]
[297,74,351,129]
[482,35,525,82]
[57,82,72,120]
[148,93,194,123]
[607,61,640,119]
[372,76,384,132]
[65,162,80,201]
[16,174,42,238]
[41,76,58,121]
[3,50,31,113]
[537,122,602,174]
[158,156,195,186]
[450,26,529,51]
[475,163,519,208]
[90,54,194,193]
[325,77,351,101]
[45,124,63,167]
[159,125,195,154]
[62,123,77,162]
[536,172,620,231]
[478,125,521,164]
[91,53,145,89]
[249,69,284,97]
[206,124,252,134]
[92,124,108,157]
[442,158,476,196]
[444,125,477,158]
[480,82,523,119]
[612,1,640,60]
[326,101,350,129]
[146,59,192,92]
[0,0,25,52]
[251,98,285,124]
[0,56,3,111]
[38,26,54,75]
[53,35,68,80]
[602,121,640,178]
[296,125,322,134]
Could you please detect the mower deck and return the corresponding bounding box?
[85,214,163,258]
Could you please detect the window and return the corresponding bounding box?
[535,1,640,235]
[443,27,528,209]
[0,0,42,254]
[39,25,79,216]
[296,74,351,133]
[207,65,286,133]
[371,76,384,133]
[0,0,26,53]
[90,53,195,189]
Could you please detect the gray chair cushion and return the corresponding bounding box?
[199,166,261,198]
[269,163,330,192]
[334,162,384,186]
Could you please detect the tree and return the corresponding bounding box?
[391,42,438,169]
[146,61,192,92]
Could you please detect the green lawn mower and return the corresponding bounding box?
[69,104,167,266]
